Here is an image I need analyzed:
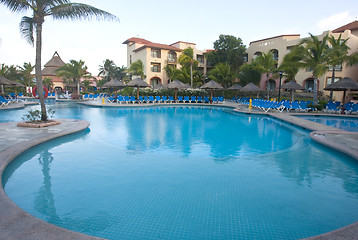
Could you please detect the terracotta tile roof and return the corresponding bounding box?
[332,21,358,33]
[170,41,196,46]
[123,37,182,52]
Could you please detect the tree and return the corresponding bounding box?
[114,65,128,81]
[327,34,350,100]
[56,60,91,97]
[163,64,181,82]
[298,33,330,104]
[98,59,116,82]
[42,77,54,90]
[208,63,235,88]
[237,63,261,86]
[178,47,198,87]
[279,47,303,81]
[1,0,118,120]
[207,34,246,72]
[253,51,278,99]
[19,62,35,90]
[127,60,146,79]
[81,79,92,91]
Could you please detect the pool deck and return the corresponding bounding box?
[0,101,358,239]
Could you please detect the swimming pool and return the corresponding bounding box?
[2,103,358,240]
[297,115,358,132]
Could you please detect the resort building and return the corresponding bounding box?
[246,21,358,101]
[122,37,211,86]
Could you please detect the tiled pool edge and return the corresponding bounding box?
[0,119,105,240]
[0,112,357,240]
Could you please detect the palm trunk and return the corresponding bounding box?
[190,63,193,88]
[35,21,47,121]
[329,68,335,101]
[313,77,318,104]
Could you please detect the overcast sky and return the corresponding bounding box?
[0,0,357,75]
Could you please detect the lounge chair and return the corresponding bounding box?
[130,96,136,103]
[184,96,190,103]
[196,96,203,103]
[155,96,162,103]
[168,96,175,103]
[148,96,155,103]
[178,96,184,102]
[162,96,168,103]
[218,97,224,103]
[212,97,218,104]
[190,96,196,103]
[204,97,210,103]
[117,96,125,104]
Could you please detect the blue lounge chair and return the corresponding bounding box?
[212,97,218,104]
[117,96,125,104]
[162,96,168,103]
[204,97,210,103]
[124,96,130,103]
[155,96,162,103]
[184,96,190,103]
[178,96,184,102]
[168,96,175,103]
[196,96,203,103]
[148,96,155,103]
[130,96,136,103]
[143,96,149,103]
[190,96,196,103]
[218,97,224,103]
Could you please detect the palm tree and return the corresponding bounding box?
[178,47,198,87]
[1,0,118,121]
[42,77,54,91]
[98,59,116,82]
[298,33,330,104]
[164,64,180,83]
[127,60,146,79]
[253,51,278,99]
[208,63,235,88]
[327,34,350,100]
[114,65,128,82]
[279,47,303,81]
[56,59,91,97]
[19,62,35,92]
[237,63,261,86]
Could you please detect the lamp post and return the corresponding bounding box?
[278,71,283,102]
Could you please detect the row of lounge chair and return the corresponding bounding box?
[325,101,358,114]
[106,95,225,104]
[0,95,22,106]
[237,98,316,112]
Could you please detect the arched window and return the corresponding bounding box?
[253,51,262,60]
[270,49,279,61]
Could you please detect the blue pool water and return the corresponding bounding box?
[297,115,358,132]
[2,103,358,240]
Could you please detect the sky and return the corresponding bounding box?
[0,0,357,75]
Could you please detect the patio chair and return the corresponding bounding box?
[190,96,196,103]
[168,96,175,103]
[204,97,210,103]
[196,96,203,103]
[178,96,184,102]
[155,96,162,103]
[162,96,168,103]
[130,96,136,103]
[117,96,125,104]
[184,96,190,103]
[148,96,155,103]
[212,97,218,103]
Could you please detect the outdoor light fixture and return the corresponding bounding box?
[278,71,283,102]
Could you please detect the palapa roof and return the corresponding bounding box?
[200,80,224,90]
[167,79,187,89]
[42,51,65,76]
[282,80,304,90]
[332,21,358,33]
[126,78,151,88]
[228,84,243,90]
[324,77,358,91]
[103,79,126,88]
[0,76,14,85]
[153,83,167,90]
[240,83,262,92]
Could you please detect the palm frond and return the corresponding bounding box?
[19,16,35,46]
[50,3,119,21]
[0,0,30,12]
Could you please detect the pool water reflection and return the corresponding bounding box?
[2,105,358,240]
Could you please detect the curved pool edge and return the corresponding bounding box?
[0,119,105,240]
[0,111,357,239]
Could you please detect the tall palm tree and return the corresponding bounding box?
[208,63,235,88]
[127,60,146,79]
[253,51,278,99]
[114,65,128,82]
[1,0,118,121]
[279,47,303,81]
[98,59,116,82]
[298,33,330,104]
[178,47,198,87]
[19,62,35,91]
[327,34,350,100]
[55,59,91,97]
[163,64,180,83]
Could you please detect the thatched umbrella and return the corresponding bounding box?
[228,83,242,98]
[126,78,151,99]
[324,77,358,106]
[0,76,24,94]
[282,80,304,102]
[103,78,126,92]
[167,79,187,100]
[200,80,224,101]
[240,83,262,99]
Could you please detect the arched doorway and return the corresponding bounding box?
[266,79,276,90]
[150,77,161,87]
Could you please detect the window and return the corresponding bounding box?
[151,49,161,58]
[328,64,342,71]
[271,49,279,61]
[168,51,177,62]
[305,79,314,92]
[130,55,132,65]
[327,77,340,86]
[197,55,204,64]
[151,63,161,72]
[266,79,276,90]
[243,54,248,62]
